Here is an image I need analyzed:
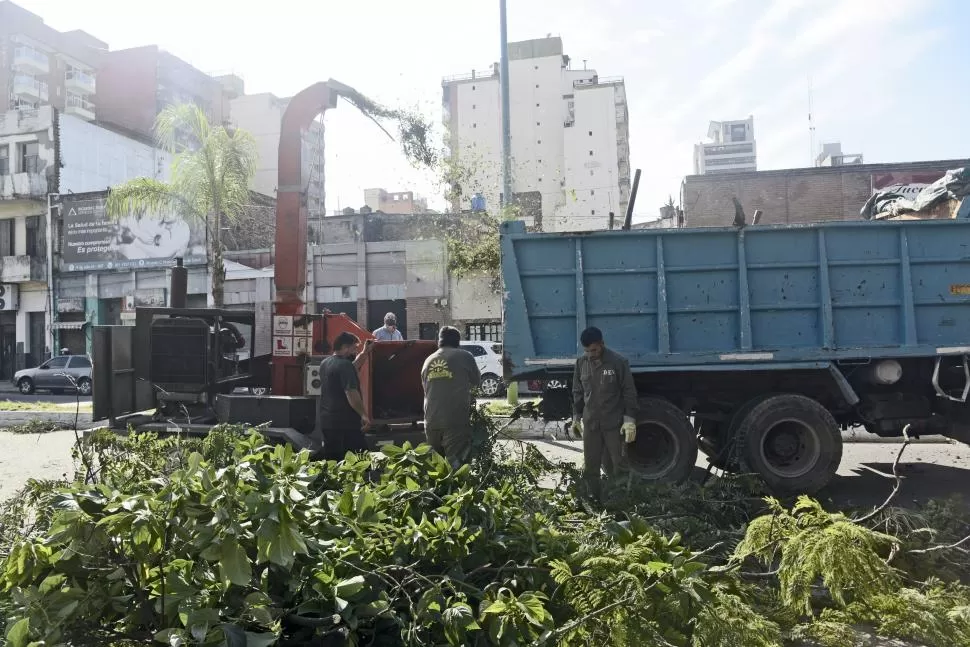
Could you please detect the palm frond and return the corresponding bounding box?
[104,178,196,221]
[154,103,211,154]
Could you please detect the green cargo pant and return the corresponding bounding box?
[426,424,473,469]
[583,423,628,502]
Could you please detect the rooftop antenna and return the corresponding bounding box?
[808,75,816,166]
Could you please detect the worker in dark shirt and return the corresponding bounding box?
[314,332,370,461]
[571,326,638,502]
[421,326,482,468]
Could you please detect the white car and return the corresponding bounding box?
[460,340,505,397]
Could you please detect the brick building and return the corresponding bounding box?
[682,158,970,228]
[95,45,228,140]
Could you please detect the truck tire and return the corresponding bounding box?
[628,397,698,483]
[736,394,842,495]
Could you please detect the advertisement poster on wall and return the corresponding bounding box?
[57,191,207,272]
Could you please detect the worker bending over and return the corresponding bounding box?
[314,332,370,460]
[421,326,482,468]
[373,312,404,341]
[571,326,638,502]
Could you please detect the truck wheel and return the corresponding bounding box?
[736,394,842,495]
[627,397,698,483]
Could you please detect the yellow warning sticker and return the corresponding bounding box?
[950,284,970,295]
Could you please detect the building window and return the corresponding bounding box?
[536,121,540,126]
[472,104,476,109]
[590,189,595,196]
[590,170,594,176]
[591,209,596,215]
[473,123,477,128]
[589,130,593,136]
[537,139,541,144]
[536,103,540,107]
[0,146,7,175]
[466,322,501,342]
[19,142,39,173]
[25,215,43,258]
[535,84,540,88]
[419,323,439,340]
[534,65,539,70]
[471,85,476,90]
[589,150,594,156]
[0,219,14,257]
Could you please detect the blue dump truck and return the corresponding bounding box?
[500,217,970,494]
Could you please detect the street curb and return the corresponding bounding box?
[493,418,955,445]
[0,411,95,429]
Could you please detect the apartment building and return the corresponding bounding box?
[693,117,757,175]
[442,36,631,232]
[0,1,103,119]
[96,45,228,140]
[220,82,326,216]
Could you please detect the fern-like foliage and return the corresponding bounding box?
[845,581,970,647]
[734,496,899,615]
[692,588,782,647]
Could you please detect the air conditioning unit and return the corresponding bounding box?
[0,285,19,311]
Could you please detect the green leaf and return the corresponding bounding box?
[220,539,253,586]
[334,575,367,600]
[244,631,279,647]
[5,618,30,647]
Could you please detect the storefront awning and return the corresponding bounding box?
[51,321,89,331]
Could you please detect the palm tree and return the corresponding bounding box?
[105,103,258,307]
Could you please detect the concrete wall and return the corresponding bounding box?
[682,159,970,228]
[59,113,170,192]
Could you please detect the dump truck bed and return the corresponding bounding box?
[500,218,970,378]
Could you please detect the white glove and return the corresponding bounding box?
[571,419,584,438]
[621,417,637,443]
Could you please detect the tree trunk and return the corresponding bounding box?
[211,210,225,308]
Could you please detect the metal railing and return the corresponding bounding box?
[65,68,96,90]
[573,75,624,89]
[442,68,498,83]
[13,45,48,68]
[12,75,49,100]
[66,93,96,113]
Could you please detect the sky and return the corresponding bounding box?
[17,0,970,223]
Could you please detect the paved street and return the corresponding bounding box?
[523,437,970,511]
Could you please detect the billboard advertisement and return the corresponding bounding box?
[58,192,206,272]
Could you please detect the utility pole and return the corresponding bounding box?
[499,0,513,209]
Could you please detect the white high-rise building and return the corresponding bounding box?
[442,37,630,232]
[220,77,326,217]
[693,117,757,175]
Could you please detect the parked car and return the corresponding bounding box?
[15,355,93,396]
[460,340,505,397]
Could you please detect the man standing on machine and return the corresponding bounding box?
[314,332,370,460]
[373,312,404,341]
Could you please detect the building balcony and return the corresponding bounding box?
[65,94,96,121]
[0,255,46,283]
[12,44,49,75]
[12,75,48,102]
[65,68,97,95]
[0,169,49,200]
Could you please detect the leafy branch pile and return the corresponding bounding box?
[2,423,970,647]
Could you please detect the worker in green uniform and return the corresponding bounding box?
[571,326,638,502]
[313,332,370,461]
[421,326,482,468]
